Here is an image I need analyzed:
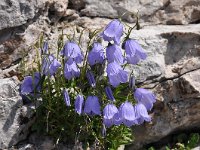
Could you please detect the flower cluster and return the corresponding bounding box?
[20,19,156,148]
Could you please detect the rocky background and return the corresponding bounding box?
[0,0,200,149]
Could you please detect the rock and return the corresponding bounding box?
[151,0,200,25]
[0,77,34,149]
[0,0,46,31]
[79,0,200,25]
[48,0,69,23]
[128,70,200,149]
[125,24,200,83]
[192,146,200,150]
[69,0,85,10]
[123,24,200,149]
[0,0,69,70]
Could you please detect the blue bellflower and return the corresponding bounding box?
[86,70,96,88]
[21,72,41,95]
[134,103,151,125]
[105,86,115,101]
[106,44,124,64]
[64,58,80,80]
[41,41,48,54]
[101,19,123,45]
[129,75,136,90]
[124,39,147,64]
[118,101,137,127]
[106,62,128,87]
[42,55,61,76]
[64,89,71,106]
[134,88,156,111]
[75,95,84,115]
[103,104,118,127]
[84,96,101,116]
[87,42,105,66]
[60,41,83,63]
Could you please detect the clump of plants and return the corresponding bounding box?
[19,18,156,149]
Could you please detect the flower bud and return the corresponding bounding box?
[129,76,135,90]
[105,86,115,101]
[86,70,96,88]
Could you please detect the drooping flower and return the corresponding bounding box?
[86,70,96,88]
[129,75,136,90]
[84,96,101,116]
[103,104,118,127]
[64,89,71,106]
[42,55,61,76]
[118,101,137,127]
[60,41,83,63]
[20,72,41,95]
[106,44,124,64]
[105,86,115,101]
[19,87,32,104]
[75,95,84,115]
[64,58,80,80]
[124,39,147,64]
[87,42,105,66]
[101,19,123,45]
[106,62,128,87]
[134,103,151,125]
[134,88,156,111]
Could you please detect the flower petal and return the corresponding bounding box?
[64,90,71,106]
[106,44,124,64]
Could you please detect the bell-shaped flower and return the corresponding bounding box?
[134,103,151,125]
[84,96,101,116]
[64,89,71,106]
[118,101,137,127]
[60,41,83,63]
[42,55,61,76]
[100,19,123,45]
[86,70,96,88]
[87,42,105,66]
[64,58,80,80]
[124,39,147,64]
[134,88,156,111]
[106,44,124,64]
[21,72,41,95]
[75,95,84,115]
[103,104,118,127]
[105,86,115,101]
[106,62,128,87]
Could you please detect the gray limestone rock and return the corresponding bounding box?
[80,0,200,25]
[0,0,45,31]
[0,77,34,149]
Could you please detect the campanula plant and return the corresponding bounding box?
[19,15,156,150]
